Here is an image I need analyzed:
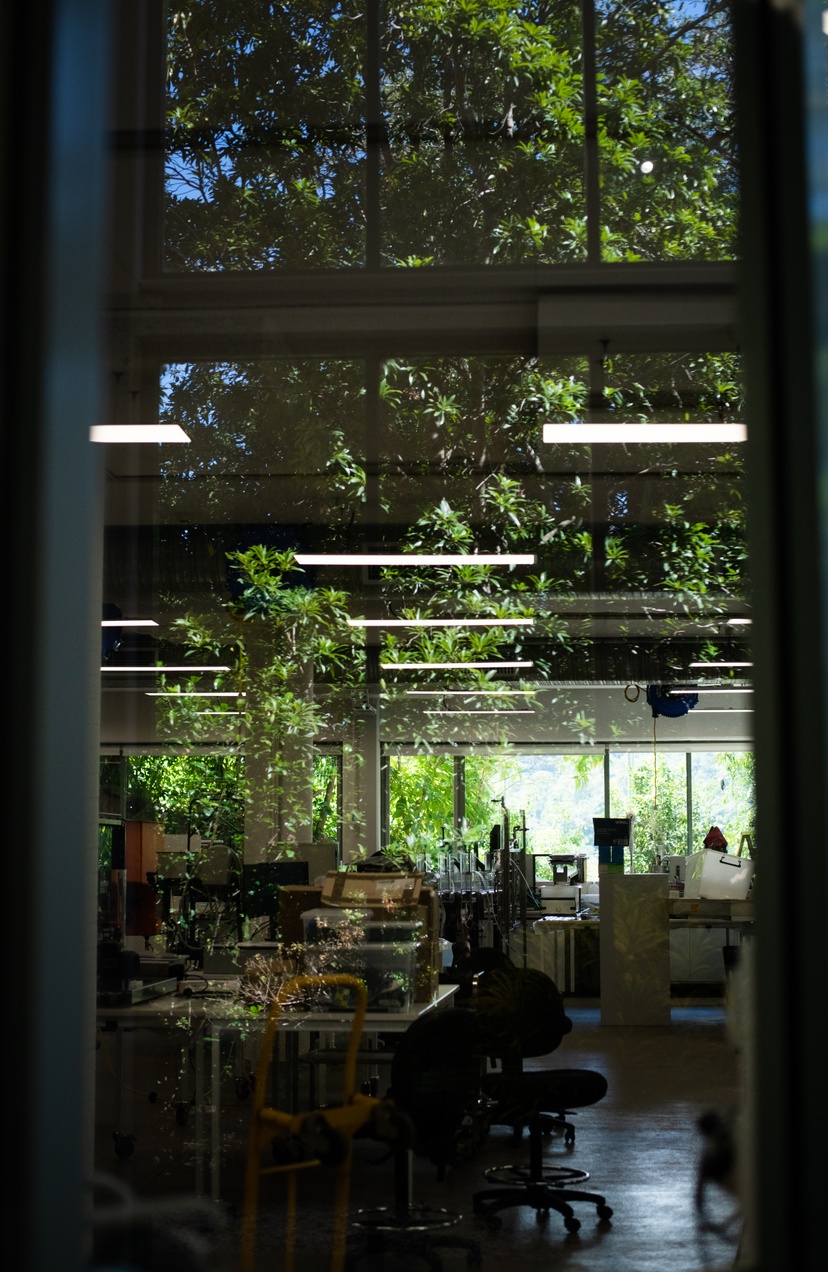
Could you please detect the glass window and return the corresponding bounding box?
[609,749,688,869]
[165,2,367,270]
[162,2,737,272]
[381,1,586,266]
[595,0,737,262]
[690,750,755,853]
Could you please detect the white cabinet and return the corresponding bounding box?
[669,926,742,982]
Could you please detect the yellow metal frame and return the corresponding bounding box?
[238,973,382,1272]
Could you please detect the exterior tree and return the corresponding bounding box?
[165,1,735,269]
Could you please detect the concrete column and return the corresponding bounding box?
[341,707,381,863]
[243,644,314,862]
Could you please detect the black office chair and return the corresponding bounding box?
[470,966,613,1235]
[347,1006,485,1270]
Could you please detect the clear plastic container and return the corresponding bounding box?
[300,907,371,944]
[302,941,416,1012]
[362,919,422,944]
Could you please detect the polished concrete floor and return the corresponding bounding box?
[93,998,748,1272]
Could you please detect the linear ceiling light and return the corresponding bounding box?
[90,424,191,443]
[101,618,159,628]
[295,553,535,566]
[349,617,533,628]
[542,423,746,444]
[670,687,754,695]
[101,664,231,673]
[424,708,536,715]
[410,691,537,699]
[690,661,753,668]
[146,691,246,698]
[194,710,244,716]
[381,660,534,669]
[693,708,754,714]
[726,618,752,625]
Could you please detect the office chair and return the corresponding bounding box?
[347,1006,485,1270]
[470,966,613,1235]
[447,951,577,1139]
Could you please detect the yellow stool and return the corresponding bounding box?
[238,974,392,1272]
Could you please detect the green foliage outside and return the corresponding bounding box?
[386,749,756,877]
[98,750,341,865]
[165,1,734,269]
[388,753,522,859]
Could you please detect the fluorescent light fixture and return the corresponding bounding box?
[295,553,535,566]
[670,687,754,695]
[101,618,158,628]
[381,660,534,670]
[693,708,754,714]
[690,662,753,668]
[424,708,536,715]
[194,710,244,716]
[146,691,246,698]
[413,691,537,699]
[101,664,231,673]
[90,424,191,443]
[542,423,746,444]
[727,618,752,625]
[349,617,533,628]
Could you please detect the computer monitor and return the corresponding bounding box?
[592,817,632,847]
[241,860,310,939]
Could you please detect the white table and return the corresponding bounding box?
[97,982,459,1199]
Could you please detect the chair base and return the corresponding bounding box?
[539,1111,576,1143]
[473,1182,613,1234]
[503,1110,577,1143]
[483,1162,589,1187]
[347,1205,482,1270]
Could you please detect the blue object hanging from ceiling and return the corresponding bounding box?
[646,685,699,719]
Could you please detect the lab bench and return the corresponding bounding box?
[517,895,754,1001]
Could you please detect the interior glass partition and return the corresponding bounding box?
[91,1,758,1268]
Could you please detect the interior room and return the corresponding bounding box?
[5,3,828,1272]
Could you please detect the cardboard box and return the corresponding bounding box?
[319,871,423,908]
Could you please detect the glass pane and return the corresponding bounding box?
[153,358,367,526]
[690,751,755,853]
[164,2,367,270]
[381,1,586,265]
[388,754,456,848]
[609,750,688,868]
[313,752,342,846]
[509,752,605,861]
[595,1,737,261]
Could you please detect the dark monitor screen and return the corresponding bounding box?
[592,817,632,847]
[241,860,309,919]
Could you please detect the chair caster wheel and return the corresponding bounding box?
[564,1129,575,1144]
[564,1217,581,1234]
[598,1205,613,1222]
